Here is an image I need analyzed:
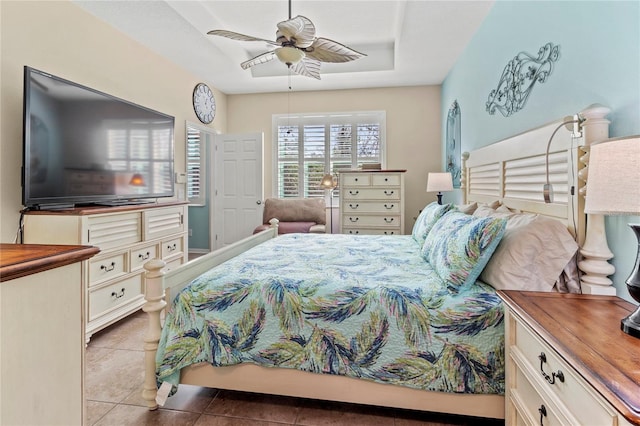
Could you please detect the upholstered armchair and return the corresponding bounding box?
[253,198,326,235]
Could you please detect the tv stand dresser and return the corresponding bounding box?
[24,202,188,342]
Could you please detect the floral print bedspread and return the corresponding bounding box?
[156,234,505,395]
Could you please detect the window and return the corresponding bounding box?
[186,125,206,205]
[273,111,385,198]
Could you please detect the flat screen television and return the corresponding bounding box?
[22,66,175,209]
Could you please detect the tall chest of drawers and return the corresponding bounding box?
[23,202,188,342]
[499,291,640,426]
[339,170,406,235]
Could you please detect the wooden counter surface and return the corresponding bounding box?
[0,243,100,282]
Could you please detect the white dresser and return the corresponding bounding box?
[339,170,406,235]
[24,202,188,342]
[499,291,640,426]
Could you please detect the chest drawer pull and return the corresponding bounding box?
[538,405,547,425]
[538,352,565,384]
[138,251,151,261]
[349,204,359,209]
[384,204,394,209]
[383,190,394,196]
[384,217,394,223]
[166,243,177,252]
[384,231,395,235]
[349,190,360,196]
[348,230,359,234]
[349,217,359,223]
[111,288,125,299]
[100,262,116,272]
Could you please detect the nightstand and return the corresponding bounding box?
[498,291,640,426]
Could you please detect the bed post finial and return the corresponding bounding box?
[461,152,470,204]
[142,259,168,410]
[577,104,616,295]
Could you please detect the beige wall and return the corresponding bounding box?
[227,86,442,233]
[0,1,226,242]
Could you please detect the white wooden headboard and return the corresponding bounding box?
[461,104,614,293]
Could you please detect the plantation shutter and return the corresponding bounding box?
[274,111,385,199]
[187,127,205,205]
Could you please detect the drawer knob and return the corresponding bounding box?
[100,262,116,272]
[349,217,359,223]
[384,204,394,209]
[111,288,125,299]
[383,190,394,196]
[538,405,547,425]
[349,203,359,209]
[167,243,177,252]
[349,190,359,196]
[384,217,394,223]
[538,352,565,385]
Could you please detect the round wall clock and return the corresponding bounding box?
[192,83,216,124]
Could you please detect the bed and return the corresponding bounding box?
[140,105,612,420]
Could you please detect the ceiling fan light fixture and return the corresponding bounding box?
[275,46,305,66]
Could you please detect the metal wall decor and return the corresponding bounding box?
[446,100,461,188]
[486,42,560,117]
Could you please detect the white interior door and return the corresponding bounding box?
[212,132,264,249]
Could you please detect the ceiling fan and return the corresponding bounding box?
[207,0,366,80]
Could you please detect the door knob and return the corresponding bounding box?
[256,200,262,205]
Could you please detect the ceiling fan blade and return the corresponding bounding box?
[277,15,316,48]
[241,51,277,70]
[305,38,366,63]
[291,58,321,80]
[208,29,278,46]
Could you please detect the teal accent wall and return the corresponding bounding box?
[442,0,640,301]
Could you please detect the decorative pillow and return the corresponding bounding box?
[480,214,578,292]
[422,211,507,293]
[411,202,453,246]
[455,202,478,215]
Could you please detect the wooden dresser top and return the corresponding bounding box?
[0,244,99,282]
[499,291,640,425]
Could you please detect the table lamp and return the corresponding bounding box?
[426,172,453,205]
[584,135,640,338]
[320,173,337,233]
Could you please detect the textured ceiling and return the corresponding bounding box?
[75,0,494,94]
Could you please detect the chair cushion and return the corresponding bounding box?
[263,198,326,224]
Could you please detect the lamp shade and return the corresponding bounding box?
[319,173,337,190]
[584,135,640,215]
[426,172,454,193]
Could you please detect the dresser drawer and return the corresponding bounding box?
[372,173,401,186]
[144,206,185,240]
[88,274,143,320]
[162,235,185,259]
[342,214,401,228]
[89,252,128,286]
[510,362,566,426]
[341,174,371,186]
[87,212,141,250]
[511,314,617,426]
[130,242,158,272]
[343,201,401,214]
[342,188,400,200]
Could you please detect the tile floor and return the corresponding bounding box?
[86,310,504,426]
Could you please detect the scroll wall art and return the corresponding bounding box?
[486,42,560,117]
[446,101,461,188]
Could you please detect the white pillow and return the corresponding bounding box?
[480,214,578,292]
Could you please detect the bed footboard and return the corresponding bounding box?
[141,223,279,409]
